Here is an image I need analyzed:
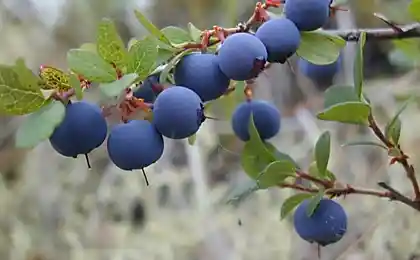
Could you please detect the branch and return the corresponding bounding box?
[280,183,391,198]
[324,23,420,42]
[368,114,420,202]
[378,182,420,211]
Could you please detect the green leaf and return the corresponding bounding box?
[354,32,366,100]
[161,26,192,45]
[156,48,175,65]
[127,36,158,79]
[342,141,388,150]
[323,85,359,108]
[13,58,41,91]
[385,97,412,145]
[159,49,194,83]
[15,100,65,148]
[0,65,47,115]
[257,160,296,188]
[241,142,276,179]
[314,131,331,177]
[280,193,314,220]
[96,18,128,69]
[269,143,299,168]
[317,101,371,125]
[127,38,139,50]
[80,43,97,53]
[225,179,260,207]
[188,134,196,145]
[297,31,346,65]
[133,10,171,45]
[306,189,325,217]
[69,74,83,100]
[308,162,336,182]
[99,73,139,98]
[67,49,117,82]
[188,22,202,42]
[393,39,420,62]
[388,147,402,157]
[409,0,420,21]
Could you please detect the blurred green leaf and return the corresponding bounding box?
[67,49,117,82]
[314,131,330,178]
[409,0,420,21]
[127,38,139,51]
[127,36,158,80]
[225,178,260,207]
[323,85,359,108]
[257,160,296,189]
[13,58,40,91]
[161,26,192,45]
[317,101,371,125]
[306,189,325,217]
[99,73,139,98]
[392,39,420,62]
[268,142,299,168]
[241,116,277,179]
[280,193,314,220]
[308,161,336,182]
[80,43,97,53]
[385,97,412,145]
[0,66,47,115]
[188,134,196,145]
[15,100,65,148]
[297,31,346,65]
[188,22,202,42]
[134,10,171,45]
[342,141,388,150]
[69,74,83,100]
[96,18,128,69]
[354,32,366,100]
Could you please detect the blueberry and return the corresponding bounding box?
[231,100,281,141]
[49,101,107,158]
[255,18,301,63]
[152,86,204,139]
[174,53,230,102]
[217,33,268,81]
[107,120,164,170]
[293,198,347,246]
[284,0,331,31]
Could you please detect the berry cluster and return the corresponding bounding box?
[10,0,419,253]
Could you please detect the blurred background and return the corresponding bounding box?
[1,0,420,259]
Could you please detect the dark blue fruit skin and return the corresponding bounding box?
[49,101,107,158]
[174,53,230,102]
[255,18,301,63]
[133,74,161,103]
[152,86,204,139]
[293,198,347,246]
[284,0,331,31]
[107,120,164,170]
[298,56,341,85]
[231,100,280,141]
[217,33,268,81]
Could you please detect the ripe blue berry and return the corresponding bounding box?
[284,0,331,31]
[217,33,268,81]
[133,74,162,103]
[293,198,347,246]
[107,120,164,170]
[231,100,280,141]
[152,86,204,139]
[49,101,107,158]
[174,53,230,102]
[298,56,341,86]
[255,18,301,63]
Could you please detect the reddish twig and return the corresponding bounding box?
[368,114,420,203]
[280,183,391,198]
